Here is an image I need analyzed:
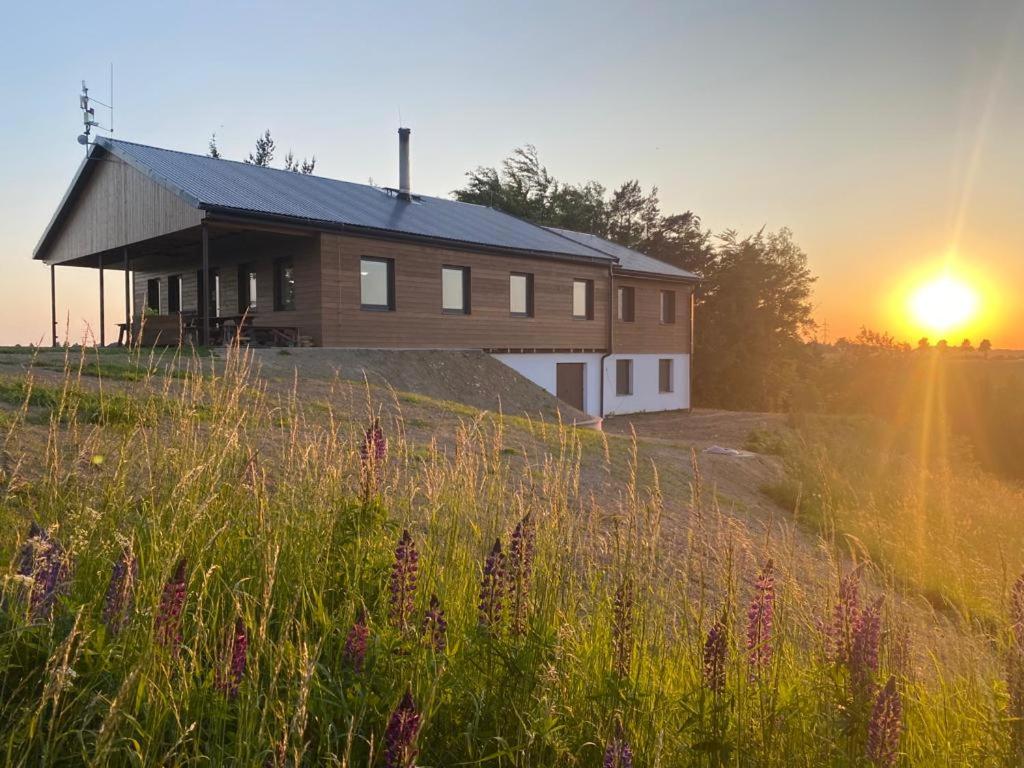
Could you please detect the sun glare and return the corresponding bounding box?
[908,274,980,334]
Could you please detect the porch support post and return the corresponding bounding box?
[50,264,57,348]
[123,247,131,345]
[98,252,105,347]
[201,221,210,347]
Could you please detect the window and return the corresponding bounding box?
[659,358,674,393]
[572,279,594,319]
[616,359,633,396]
[660,290,676,324]
[168,275,182,313]
[146,278,160,313]
[442,266,470,314]
[617,286,635,322]
[238,264,258,313]
[510,272,534,317]
[360,257,395,310]
[274,258,296,311]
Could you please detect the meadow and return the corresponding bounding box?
[0,346,1022,766]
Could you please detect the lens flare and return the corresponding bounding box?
[908,275,979,334]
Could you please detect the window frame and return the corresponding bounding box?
[617,286,636,322]
[167,275,182,314]
[238,264,258,314]
[146,278,161,313]
[274,258,297,312]
[509,272,534,318]
[660,290,676,325]
[572,278,594,320]
[615,358,633,396]
[441,265,471,315]
[659,358,674,393]
[360,257,396,312]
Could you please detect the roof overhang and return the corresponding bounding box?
[612,266,701,284]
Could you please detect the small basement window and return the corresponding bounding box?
[274,258,296,311]
[146,278,160,313]
[616,359,633,396]
[659,358,674,393]
[617,286,635,322]
[361,257,395,310]
[660,290,676,324]
[442,265,470,314]
[572,279,594,319]
[510,272,534,317]
[168,275,182,313]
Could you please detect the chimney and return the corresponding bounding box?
[398,127,411,198]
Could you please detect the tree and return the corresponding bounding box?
[917,337,930,351]
[207,133,221,159]
[246,130,276,167]
[960,338,974,353]
[283,151,316,175]
[936,339,949,352]
[979,339,992,358]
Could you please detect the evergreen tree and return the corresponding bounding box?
[207,133,221,159]
[245,130,276,167]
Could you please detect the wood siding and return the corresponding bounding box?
[612,276,693,354]
[318,233,611,350]
[44,157,203,265]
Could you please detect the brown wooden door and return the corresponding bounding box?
[556,363,585,412]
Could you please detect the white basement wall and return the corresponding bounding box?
[491,352,690,417]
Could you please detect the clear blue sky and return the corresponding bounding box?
[1,0,1022,345]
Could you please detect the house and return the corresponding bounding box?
[33,131,698,418]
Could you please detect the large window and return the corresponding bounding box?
[442,266,470,314]
[168,275,182,313]
[361,257,395,310]
[659,358,674,393]
[572,279,594,319]
[660,290,676,324]
[238,264,258,314]
[274,258,296,311]
[617,286,635,322]
[146,278,160,313]
[510,272,534,317]
[616,359,633,396]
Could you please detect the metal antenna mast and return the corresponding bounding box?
[78,74,113,153]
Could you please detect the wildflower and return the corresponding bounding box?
[506,513,535,636]
[826,566,863,664]
[851,598,883,696]
[216,617,249,698]
[479,539,505,628]
[703,611,728,694]
[102,545,138,635]
[746,558,776,674]
[383,688,421,768]
[422,594,447,653]
[602,737,634,768]
[866,676,902,767]
[344,608,370,673]
[611,577,634,679]
[361,418,388,467]
[155,558,187,654]
[389,530,419,629]
[17,522,70,620]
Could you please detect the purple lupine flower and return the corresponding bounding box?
[389,530,419,629]
[866,676,903,767]
[746,559,776,674]
[17,523,70,620]
[216,617,249,698]
[383,688,421,768]
[603,737,634,768]
[155,558,187,655]
[703,612,728,694]
[611,578,635,679]
[506,513,535,636]
[479,539,505,628]
[851,598,883,696]
[344,608,370,673]
[422,594,448,653]
[360,418,388,467]
[826,566,863,664]
[102,546,138,635]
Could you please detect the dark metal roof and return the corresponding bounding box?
[84,138,614,262]
[546,227,699,280]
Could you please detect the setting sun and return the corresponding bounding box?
[907,273,981,335]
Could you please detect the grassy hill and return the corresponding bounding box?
[0,346,1020,766]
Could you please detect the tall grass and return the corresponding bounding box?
[0,348,1019,766]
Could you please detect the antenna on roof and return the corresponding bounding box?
[77,75,113,153]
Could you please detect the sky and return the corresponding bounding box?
[1,0,1022,347]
